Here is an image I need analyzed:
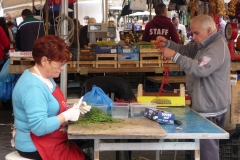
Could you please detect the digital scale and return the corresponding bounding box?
[225,22,239,60]
[88,23,116,43]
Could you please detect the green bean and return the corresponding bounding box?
[73,108,121,125]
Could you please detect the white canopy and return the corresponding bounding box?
[129,11,156,16]
[1,0,44,18]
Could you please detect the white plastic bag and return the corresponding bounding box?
[130,0,147,11]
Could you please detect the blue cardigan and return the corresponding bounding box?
[12,69,61,152]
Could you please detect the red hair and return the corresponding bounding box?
[32,35,70,65]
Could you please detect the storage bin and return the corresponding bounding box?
[117,45,140,54]
[130,102,157,118]
[110,102,129,118]
[91,104,108,115]
[117,53,139,60]
[95,46,117,54]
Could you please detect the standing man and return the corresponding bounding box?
[172,16,187,44]
[16,9,45,51]
[83,16,90,26]
[142,3,180,44]
[157,14,231,160]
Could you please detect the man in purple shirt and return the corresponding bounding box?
[142,3,181,44]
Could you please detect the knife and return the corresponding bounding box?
[76,96,83,109]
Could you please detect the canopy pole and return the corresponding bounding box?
[60,0,68,97]
[45,0,49,35]
[32,0,35,14]
[150,0,152,21]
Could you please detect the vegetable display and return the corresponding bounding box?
[96,40,116,46]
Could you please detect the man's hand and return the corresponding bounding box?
[162,48,176,59]
[156,36,167,47]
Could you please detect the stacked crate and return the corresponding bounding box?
[117,45,140,68]
[69,48,96,68]
[8,50,34,74]
[138,43,161,68]
[95,46,118,68]
[219,138,240,160]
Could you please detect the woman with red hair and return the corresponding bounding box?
[12,35,91,160]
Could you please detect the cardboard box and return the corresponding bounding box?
[144,108,175,124]
[230,74,237,85]
[9,50,32,57]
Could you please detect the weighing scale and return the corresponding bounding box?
[88,23,116,43]
[225,22,239,60]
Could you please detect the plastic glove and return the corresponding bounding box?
[80,102,91,115]
[62,103,80,122]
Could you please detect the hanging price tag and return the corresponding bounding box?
[111,49,117,53]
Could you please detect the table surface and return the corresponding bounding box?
[68,118,167,139]
[159,107,229,139]
[8,65,182,74]
[68,106,229,140]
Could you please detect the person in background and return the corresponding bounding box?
[83,16,89,26]
[4,13,17,39]
[142,3,180,44]
[70,18,82,49]
[219,16,226,38]
[69,18,82,61]
[0,17,12,110]
[157,14,230,160]
[80,17,96,48]
[0,26,10,70]
[16,9,45,51]
[6,21,15,49]
[172,16,187,44]
[12,35,92,160]
[0,17,9,39]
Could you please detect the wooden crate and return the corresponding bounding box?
[231,85,240,124]
[71,61,95,68]
[140,53,161,68]
[10,57,35,65]
[117,60,139,68]
[96,54,117,68]
[8,65,32,74]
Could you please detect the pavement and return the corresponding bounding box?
[0,106,186,160]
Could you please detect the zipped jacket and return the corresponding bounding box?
[16,15,45,51]
[169,32,231,117]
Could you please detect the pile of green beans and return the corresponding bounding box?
[73,108,121,125]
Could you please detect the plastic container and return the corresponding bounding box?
[110,102,129,118]
[91,104,108,115]
[130,102,157,118]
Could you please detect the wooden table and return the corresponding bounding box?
[68,106,229,160]
[8,65,182,74]
[146,76,186,83]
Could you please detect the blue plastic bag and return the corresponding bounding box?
[0,59,21,82]
[0,81,16,102]
[83,85,113,109]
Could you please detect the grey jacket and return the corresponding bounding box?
[167,32,231,117]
